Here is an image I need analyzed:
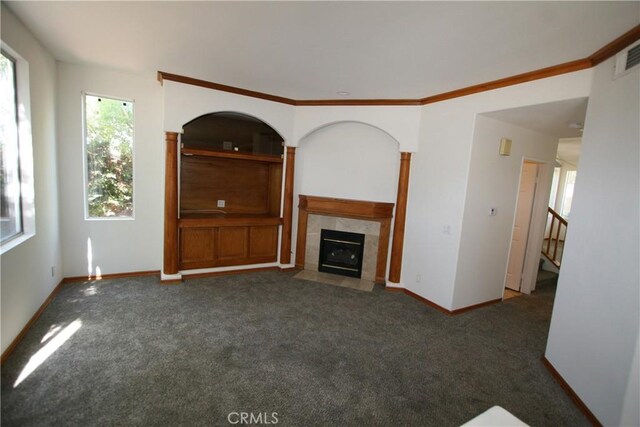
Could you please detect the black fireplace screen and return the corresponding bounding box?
[318,229,365,278]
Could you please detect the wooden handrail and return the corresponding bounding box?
[542,207,568,268]
[548,207,568,226]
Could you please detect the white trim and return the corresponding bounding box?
[160,272,182,281]
[81,91,136,220]
[181,262,280,277]
[278,263,295,269]
[385,281,403,289]
[0,41,35,255]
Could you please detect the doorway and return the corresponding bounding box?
[505,160,540,293]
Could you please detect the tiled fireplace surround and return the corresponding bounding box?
[295,195,394,283]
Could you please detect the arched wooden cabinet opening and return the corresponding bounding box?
[177,112,285,270]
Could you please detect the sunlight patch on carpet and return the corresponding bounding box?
[14,319,82,387]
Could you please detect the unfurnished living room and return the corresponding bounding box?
[1,2,638,426]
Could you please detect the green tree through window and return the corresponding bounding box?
[84,94,134,218]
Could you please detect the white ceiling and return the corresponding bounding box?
[483,97,589,139]
[6,1,640,99]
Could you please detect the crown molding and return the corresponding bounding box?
[589,24,640,66]
[157,71,297,105]
[158,24,640,107]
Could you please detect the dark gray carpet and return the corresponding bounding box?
[1,271,586,426]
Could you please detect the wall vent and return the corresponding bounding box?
[625,44,640,70]
[614,40,640,78]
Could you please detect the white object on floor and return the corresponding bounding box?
[461,405,529,426]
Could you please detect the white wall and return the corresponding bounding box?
[57,63,164,277]
[453,116,557,309]
[545,57,639,426]
[1,5,63,353]
[402,70,592,309]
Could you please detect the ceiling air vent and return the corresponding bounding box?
[614,40,640,78]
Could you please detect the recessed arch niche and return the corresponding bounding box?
[176,111,285,271]
[181,111,284,156]
[295,121,400,203]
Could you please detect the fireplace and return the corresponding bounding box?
[296,195,394,283]
[318,229,365,278]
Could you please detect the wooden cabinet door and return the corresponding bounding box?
[249,226,278,261]
[217,226,249,264]
[180,227,216,269]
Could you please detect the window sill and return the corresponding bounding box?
[1,232,35,255]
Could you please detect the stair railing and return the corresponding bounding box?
[542,207,568,268]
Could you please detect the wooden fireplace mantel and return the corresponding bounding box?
[295,195,394,283]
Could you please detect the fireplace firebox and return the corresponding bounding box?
[318,229,365,278]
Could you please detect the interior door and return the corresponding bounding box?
[505,161,539,291]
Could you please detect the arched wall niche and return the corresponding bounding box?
[295,120,401,205]
[297,120,400,149]
[292,105,421,151]
[181,111,284,156]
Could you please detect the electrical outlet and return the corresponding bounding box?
[489,207,497,216]
[217,200,225,208]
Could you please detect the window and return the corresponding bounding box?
[560,170,577,218]
[0,50,21,243]
[83,94,134,218]
[1,42,34,253]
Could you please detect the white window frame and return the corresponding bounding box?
[1,41,35,255]
[81,91,136,221]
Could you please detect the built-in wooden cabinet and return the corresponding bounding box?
[179,219,280,270]
[177,112,284,270]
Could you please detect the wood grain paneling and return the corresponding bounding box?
[280,147,296,264]
[181,228,216,263]
[389,153,411,283]
[218,226,249,260]
[296,99,421,106]
[294,208,308,269]
[163,132,180,275]
[158,71,297,105]
[249,226,278,258]
[420,59,593,104]
[298,195,394,219]
[376,219,392,283]
[181,113,284,156]
[180,215,281,228]
[181,156,270,214]
[268,163,283,217]
[182,148,282,163]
